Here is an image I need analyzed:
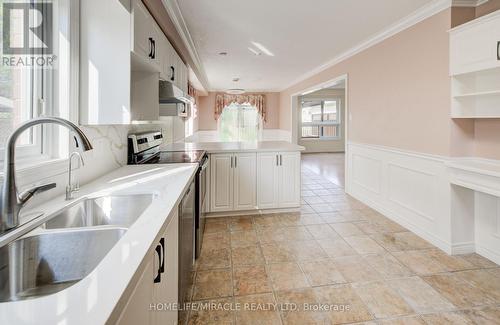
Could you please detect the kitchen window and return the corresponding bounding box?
[301,99,341,140]
[218,103,262,142]
[0,0,78,165]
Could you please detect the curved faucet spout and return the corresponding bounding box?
[0,117,93,233]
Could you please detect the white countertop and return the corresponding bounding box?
[0,164,198,325]
[161,141,305,153]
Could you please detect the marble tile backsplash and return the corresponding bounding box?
[18,118,179,213]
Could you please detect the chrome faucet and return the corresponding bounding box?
[0,117,93,233]
[66,152,84,200]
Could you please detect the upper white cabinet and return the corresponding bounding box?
[450,11,500,76]
[450,11,500,118]
[210,153,257,212]
[131,0,159,67]
[257,152,301,209]
[80,0,131,125]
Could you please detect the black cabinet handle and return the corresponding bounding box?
[497,41,500,61]
[152,39,156,59]
[159,238,165,273]
[153,244,162,283]
[280,155,282,166]
[148,37,153,58]
[276,155,279,166]
[170,66,175,81]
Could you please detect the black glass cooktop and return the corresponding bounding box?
[144,150,207,164]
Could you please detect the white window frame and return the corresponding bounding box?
[0,0,80,174]
[300,98,342,140]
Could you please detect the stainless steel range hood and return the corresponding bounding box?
[159,80,193,105]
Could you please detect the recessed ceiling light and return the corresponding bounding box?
[251,42,274,57]
[226,88,245,95]
[248,47,261,56]
[218,51,228,56]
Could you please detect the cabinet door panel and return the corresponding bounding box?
[116,251,154,325]
[234,153,257,211]
[153,211,179,325]
[450,14,500,75]
[132,0,153,59]
[257,152,279,209]
[80,0,131,125]
[210,154,233,212]
[278,152,301,208]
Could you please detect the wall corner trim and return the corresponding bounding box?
[279,0,453,92]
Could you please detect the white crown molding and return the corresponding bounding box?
[452,0,489,7]
[279,0,454,92]
[161,0,211,91]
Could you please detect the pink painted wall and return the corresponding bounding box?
[197,92,281,130]
[280,9,453,156]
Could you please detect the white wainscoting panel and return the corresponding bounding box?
[346,142,453,253]
[474,192,500,265]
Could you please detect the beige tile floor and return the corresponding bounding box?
[184,166,500,325]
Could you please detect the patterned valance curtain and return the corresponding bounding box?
[215,93,266,122]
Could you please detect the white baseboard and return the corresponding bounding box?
[450,241,475,255]
[476,244,500,266]
[206,207,300,218]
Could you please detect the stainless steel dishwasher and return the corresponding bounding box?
[179,180,195,305]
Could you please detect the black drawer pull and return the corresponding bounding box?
[159,237,165,273]
[153,244,162,283]
[497,41,500,61]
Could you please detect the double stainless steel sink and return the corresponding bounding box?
[0,194,155,303]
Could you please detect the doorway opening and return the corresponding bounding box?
[291,75,348,189]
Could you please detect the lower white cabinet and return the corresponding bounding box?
[210,153,257,212]
[116,210,179,325]
[209,151,301,213]
[257,152,301,209]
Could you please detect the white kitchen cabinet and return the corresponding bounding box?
[115,251,154,325]
[131,0,158,66]
[153,210,179,325]
[80,0,131,125]
[278,152,301,208]
[210,153,257,212]
[450,10,500,76]
[115,210,179,325]
[256,152,280,209]
[257,152,301,209]
[450,11,500,118]
[210,153,234,212]
[233,153,257,210]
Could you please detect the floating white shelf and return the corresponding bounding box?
[453,90,500,98]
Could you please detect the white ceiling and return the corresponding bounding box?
[177,0,435,92]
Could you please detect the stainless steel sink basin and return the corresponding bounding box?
[40,194,154,230]
[0,193,155,302]
[0,227,126,302]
